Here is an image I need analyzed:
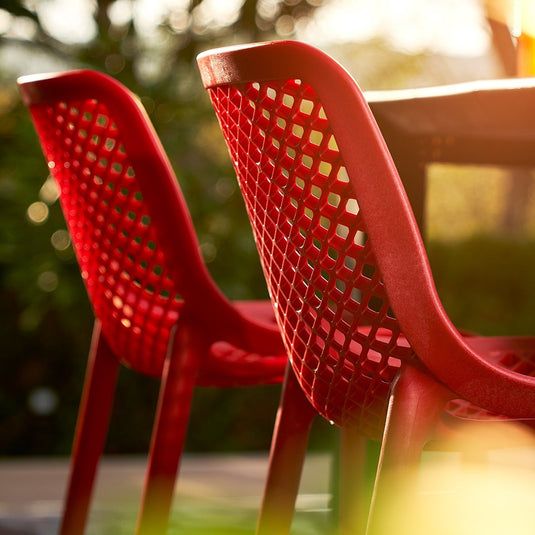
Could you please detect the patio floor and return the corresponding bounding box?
[1,442,534,535]
[0,453,331,535]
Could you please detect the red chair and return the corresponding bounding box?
[17,70,287,535]
[198,40,535,534]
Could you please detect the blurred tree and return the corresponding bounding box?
[0,0,329,454]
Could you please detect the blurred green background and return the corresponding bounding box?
[1,0,534,456]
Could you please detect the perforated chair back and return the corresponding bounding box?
[19,70,282,379]
[203,81,410,436]
[30,91,183,376]
[198,40,535,434]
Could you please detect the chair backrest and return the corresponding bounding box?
[198,40,535,428]
[18,70,278,377]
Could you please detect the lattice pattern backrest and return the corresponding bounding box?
[209,80,415,433]
[30,98,180,376]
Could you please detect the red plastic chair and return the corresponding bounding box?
[198,40,535,534]
[17,70,287,535]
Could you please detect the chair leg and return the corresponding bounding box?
[135,322,204,535]
[366,365,453,535]
[256,365,318,535]
[338,428,377,535]
[59,320,120,535]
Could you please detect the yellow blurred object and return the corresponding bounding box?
[485,0,535,73]
[374,421,535,535]
[517,32,535,74]
[485,0,518,31]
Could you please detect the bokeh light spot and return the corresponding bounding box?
[28,387,59,416]
[27,201,49,225]
[37,271,59,292]
[51,229,71,251]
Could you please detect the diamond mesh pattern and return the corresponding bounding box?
[30,99,180,377]
[208,80,416,436]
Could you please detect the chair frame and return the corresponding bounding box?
[198,40,535,535]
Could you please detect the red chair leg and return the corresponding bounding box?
[366,365,453,535]
[256,365,318,535]
[338,427,373,535]
[59,320,120,535]
[135,322,204,535]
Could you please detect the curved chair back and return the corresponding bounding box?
[19,70,281,377]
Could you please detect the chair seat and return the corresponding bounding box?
[98,288,284,382]
[445,335,535,423]
[200,301,286,386]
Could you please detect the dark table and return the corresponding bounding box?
[367,78,535,233]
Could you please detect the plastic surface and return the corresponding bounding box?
[18,69,287,535]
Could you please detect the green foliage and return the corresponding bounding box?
[0,94,94,454]
[98,504,330,535]
[429,236,535,337]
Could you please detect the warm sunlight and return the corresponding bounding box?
[374,422,535,535]
[520,0,535,36]
[298,0,490,57]
[37,0,97,44]
[16,0,493,58]
[485,0,535,37]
